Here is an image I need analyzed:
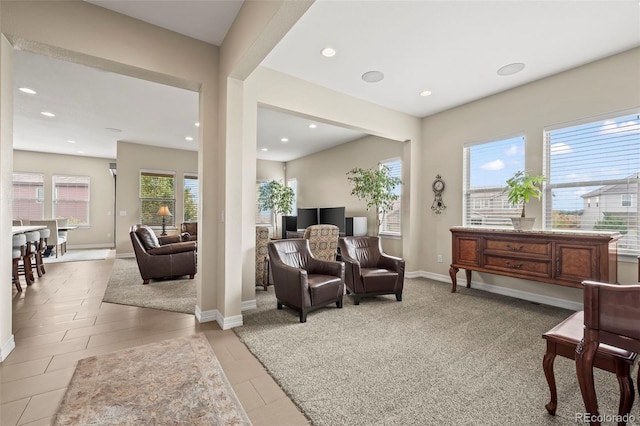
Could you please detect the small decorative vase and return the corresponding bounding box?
[510,217,535,231]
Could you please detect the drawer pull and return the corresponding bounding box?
[506,244,524,251]
[506,261,523,269]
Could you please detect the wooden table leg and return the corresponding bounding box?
[465,269,472,288]
[449,266,458,293]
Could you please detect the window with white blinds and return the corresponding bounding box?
[463,135,525,227]
[183,174,198,222]
[544,111,640,255]
[53,175,90,225]
[140,171,175,227]
[380,158,401,235]
[288,178,298,216]
[12,172,44,221]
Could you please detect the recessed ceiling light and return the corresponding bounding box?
[321,47,336,58]
[77,150,84,154]
[420,90,432,97]
[362,70,384,83]
[40,111,55,117]
[497,63,525,76]
[309,124,317,129]
[19,87,36,95]
[185,136,193,141]
[280,138,289,143]
[67,140,76,144]
[195,122,200,127]
[261,148,268,152]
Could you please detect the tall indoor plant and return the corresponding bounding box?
[346,165,402,235]
[505,170,545,230]
[258,180,294,237]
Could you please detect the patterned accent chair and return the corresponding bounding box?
[268,239,344,322]
[338,236,405,305]
[303,224,340,261]
[255,226,272,290]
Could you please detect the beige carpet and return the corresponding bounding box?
[53,333,251,425]
[235,278,640,426]
[102,258,196,314]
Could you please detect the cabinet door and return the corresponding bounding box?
[453,235,481,267]
[555,243,598,283]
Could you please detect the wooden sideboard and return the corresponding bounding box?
[449,227,620,293]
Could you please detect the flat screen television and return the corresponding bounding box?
[296,207,319,230]
[319,206,346,234]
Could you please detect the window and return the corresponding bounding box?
[140,171,175,227]
[544,111,639,255]
[12,172,44,221]
[463,135,525,227]
[288,178,298,216]
[183,174,198,222]
[380,158,401,234]
[255,180,272,225]
[53,175,90,225]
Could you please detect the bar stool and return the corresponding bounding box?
[12,234,26,292]
[22,231,39,284]
[37,228,50,276]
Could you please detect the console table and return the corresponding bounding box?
[449,227,620,293]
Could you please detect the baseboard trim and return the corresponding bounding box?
[0,335,15,362]
[195,307,244,330]
[407,270,582,311]
[68,243,114,250]
[242,299,257,311]
[115,253,135,259]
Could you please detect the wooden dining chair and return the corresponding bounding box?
[576,281,640,425]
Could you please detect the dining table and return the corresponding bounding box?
[12,225,47,235]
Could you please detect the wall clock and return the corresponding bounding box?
[431,174,446,214]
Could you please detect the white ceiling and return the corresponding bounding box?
[11,0,640,161]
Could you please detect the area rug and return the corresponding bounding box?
[43,249,111,264]
[53,333,251,425]
[102,258,196,314]
[235,278,639,426]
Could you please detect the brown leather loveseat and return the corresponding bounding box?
[130,224,197,284]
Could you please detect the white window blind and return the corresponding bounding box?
[463,135,525,227]
[288,178,298,216]
[12,172,44,221]
[140,171,175,227]
[380,158,401,235]
[183,174,198,222]
[255,180,272,225]
[53,175,90,225]
[544,112,639,255]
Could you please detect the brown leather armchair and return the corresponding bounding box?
[268,239,344,323]
[180,222,198,241]
[130,224,197,284]
[338,236,405,305]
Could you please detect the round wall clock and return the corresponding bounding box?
[431,174,446,214]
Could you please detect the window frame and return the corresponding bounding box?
[379,157,402,236]
[139,169,176,229]
[12,172,45,221]
[183,172,198,223]
[52,174,91,226]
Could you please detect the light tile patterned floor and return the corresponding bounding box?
[1,252,308,426]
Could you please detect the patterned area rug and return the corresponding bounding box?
[53,333,251,425]
[103,258,196,314]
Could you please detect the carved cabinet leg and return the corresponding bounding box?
[449,266,458,293]
[542,348,558,415]
[465,269,472,288]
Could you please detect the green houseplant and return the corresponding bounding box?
[258,180,294,237]
[346,165,402,235]
[505,170,545,230]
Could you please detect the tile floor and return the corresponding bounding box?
[1,252,309,425]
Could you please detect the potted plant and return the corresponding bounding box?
[258,180,294,237]
[505,170,545,230]
[346,165,402,236]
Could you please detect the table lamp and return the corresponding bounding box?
[157,206,172,236]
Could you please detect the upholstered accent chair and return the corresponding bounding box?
[29,220,65,258]
[303,224,340,261]
[12,234,27,292]
[56,218,68,255]
[180,222,198,241]
[130,224,197,284]
[576,281,640,422]
[267,239,344,322]
[255,226,272,290]
[338,236,405,305]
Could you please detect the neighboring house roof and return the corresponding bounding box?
[581,178,638,198]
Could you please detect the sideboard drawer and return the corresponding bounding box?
[484,255,552,278]
[485,239,551,257]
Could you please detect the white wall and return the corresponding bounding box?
[13,151,116,249]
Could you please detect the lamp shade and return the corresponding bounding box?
[157,206,172,217]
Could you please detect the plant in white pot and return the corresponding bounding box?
[258,180,294,237]
[346,165,402,236]
[505,170,545,231]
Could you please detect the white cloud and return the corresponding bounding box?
[481,159,505,171]
[550,142,572,155]
[505,144,519,156]
[599,119,640,135]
